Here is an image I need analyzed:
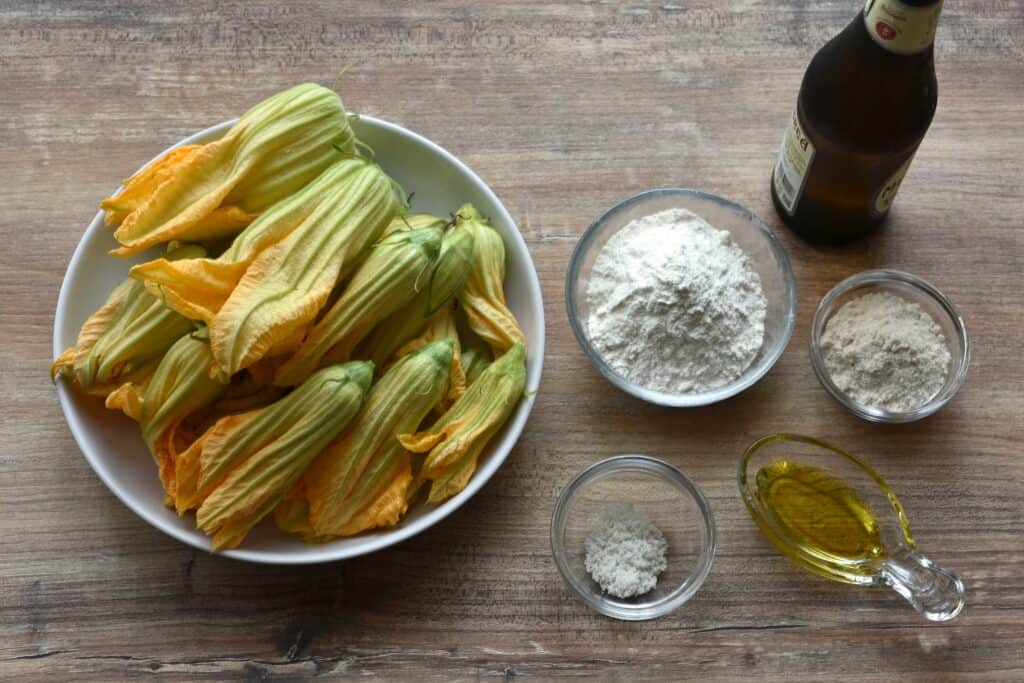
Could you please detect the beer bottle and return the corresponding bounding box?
[771,0,942,244]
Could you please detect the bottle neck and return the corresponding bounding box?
[863,0,943,55]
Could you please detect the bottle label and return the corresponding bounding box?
[864,0,943,55]
[872,153,915,215]
[773,111,815,215]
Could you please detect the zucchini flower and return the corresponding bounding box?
[208,157,402,381]
[174,361,374,525]
[52,244,205,397]
[453,204,525,356]
[193,361,373,550]
[129,158,374,326]
[138,331,228,494]
[272,224,443,386]
[279,340,453,539]
[357,218,475,370]
[400,343,525,503]
[105,83,356,256]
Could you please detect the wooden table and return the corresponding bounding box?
[3,1,1022,679]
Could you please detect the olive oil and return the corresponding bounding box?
[755,459,889,582]
[740,434,964,620]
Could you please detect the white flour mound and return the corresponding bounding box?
[586,208,767,393]
[584,503,667,599]
[820,291,950,412]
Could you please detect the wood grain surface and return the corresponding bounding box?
[2,1,1022,680]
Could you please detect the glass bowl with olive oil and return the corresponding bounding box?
[737,433,964,622]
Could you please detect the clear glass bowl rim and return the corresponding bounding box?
[549,455,717,621]
[809,268,971,423]
[565,187,797,407]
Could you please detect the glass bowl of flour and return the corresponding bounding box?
[810,270,970,423]
[566,189,797,407]
[550,455,716,620]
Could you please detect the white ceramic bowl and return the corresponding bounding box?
[53,116,545,564]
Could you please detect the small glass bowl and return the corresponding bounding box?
[550,455,716,621]
[565,188,797,407]
[810,269,970,423]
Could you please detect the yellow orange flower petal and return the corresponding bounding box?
[105,380,147,421]
[102,145,203,226]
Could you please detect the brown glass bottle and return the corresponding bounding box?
[771,0,941,244]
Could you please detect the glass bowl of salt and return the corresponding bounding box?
[565,188,797,407]
[550,455,716,620]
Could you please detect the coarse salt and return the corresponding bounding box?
[584,503,668,599]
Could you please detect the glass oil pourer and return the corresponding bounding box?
[738,433,964,621]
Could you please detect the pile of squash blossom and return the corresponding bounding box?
[53,83,527,551]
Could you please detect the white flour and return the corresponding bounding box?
[584,503,667,599]
[586,208,766,393]
[820,291,950,412]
